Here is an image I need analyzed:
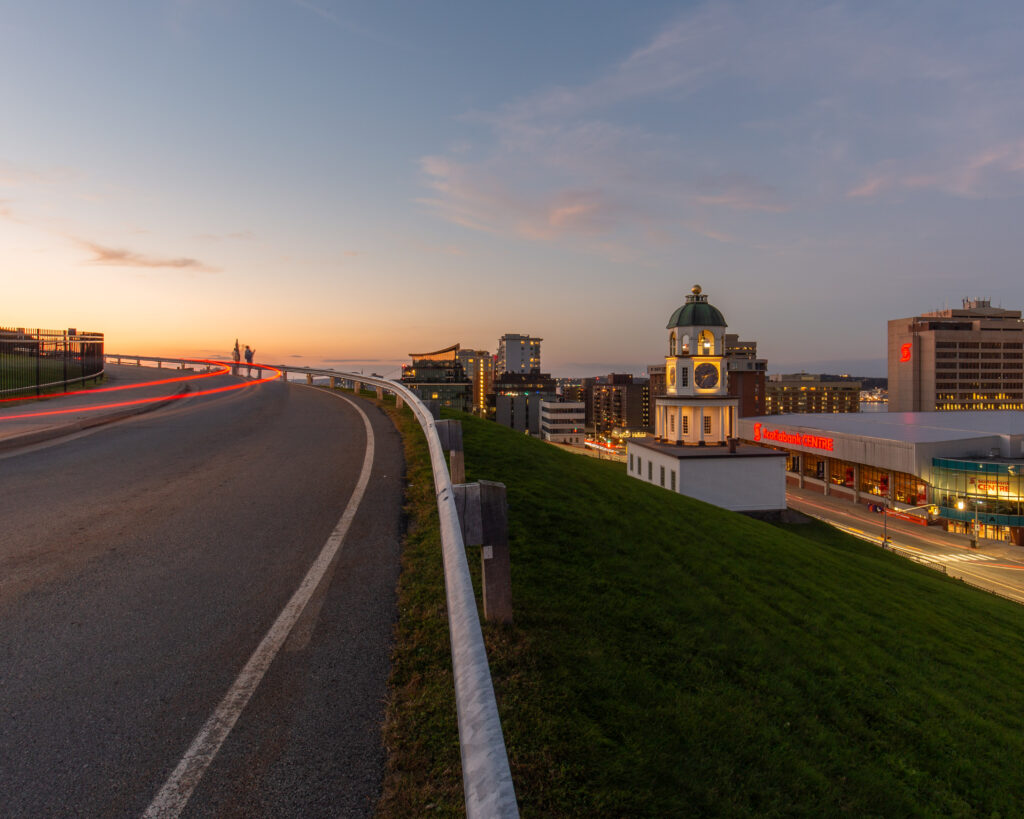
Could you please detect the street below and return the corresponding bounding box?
[787,485,1024,605]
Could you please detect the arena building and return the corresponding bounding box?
[737,412,1024,545]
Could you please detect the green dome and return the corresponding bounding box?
[666,286,727,328]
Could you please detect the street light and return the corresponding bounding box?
[880,502,939,548]
[956,498,983,549]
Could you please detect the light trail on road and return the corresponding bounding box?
[0,361,282,421]
[0,361,232,404]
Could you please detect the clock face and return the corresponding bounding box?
[694,362,719,389]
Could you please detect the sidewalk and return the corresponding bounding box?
[786,483,1024,563]
[0,364,193,452]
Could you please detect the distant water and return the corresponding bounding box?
[859,402,888,413]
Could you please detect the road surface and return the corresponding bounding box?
[787,485,1024,605]
[0,374,404,816]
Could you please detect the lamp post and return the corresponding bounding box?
[956,498,982,549]
[880,502,939,548]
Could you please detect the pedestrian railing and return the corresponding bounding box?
[1,327,104,397]
[103,356,519,817]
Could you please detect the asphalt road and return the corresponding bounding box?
[787,486,1024,605]
[0,376,404,817]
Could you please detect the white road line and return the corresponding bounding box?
[143,389,374,818]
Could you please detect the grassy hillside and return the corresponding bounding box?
[379,405,1024,817]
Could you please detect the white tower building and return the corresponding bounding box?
[657,285,739,445]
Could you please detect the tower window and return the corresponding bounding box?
[704,415,712,434]
[682,416,689,435]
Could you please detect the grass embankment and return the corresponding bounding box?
[379,407,1024,816]
[0,353,103,397]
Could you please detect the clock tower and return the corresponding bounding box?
[657,285,738,445]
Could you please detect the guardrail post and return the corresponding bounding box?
[425,399,440,420]
[479,481,512,624]
[352,380,361,393]
[157,360,162,369]
[438,420,465,484]
[452,480,512,625]
[330,376,337,389]
[376,386,384,400]
[306,373,313,385]
[395,394,404,410]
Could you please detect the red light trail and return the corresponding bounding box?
[0,360,282,421]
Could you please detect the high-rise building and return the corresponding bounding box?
[457,348,494,416]
[400,343,472,412]
[497,333,542,375]
[888,299,1024,411]
[765,374,861,414]
[590,374,650,435]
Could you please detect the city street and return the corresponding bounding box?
[787,486,1024,605]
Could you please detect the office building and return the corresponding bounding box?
[888,299,1024,412]
[400,343,472,412]
[590,374,650,436]
[497,333,542,375]
[765,374,861,415]
[491,371,557,435]
[457,348,494,416]
[540,401,586,445]
[724,334,767,417]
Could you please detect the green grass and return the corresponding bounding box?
[0,353,103,396]
[381,407,1024,817]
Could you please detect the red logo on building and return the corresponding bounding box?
[755,426,834,452]
[900,343,912,363]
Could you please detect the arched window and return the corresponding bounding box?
[681,334,690,354]
[669,331,676,355]
[699,331,713,355]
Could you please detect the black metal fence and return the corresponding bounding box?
[0,327,105,397]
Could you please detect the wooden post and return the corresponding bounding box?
[306,373,313,385]
[352,381,361,393]
[281,370,287,383]
[437,420,465,484]
[396,395,404,410]
[376,386,384,400]
[479,481,512,624]
[330,376,337,389]
[452,480,512,624]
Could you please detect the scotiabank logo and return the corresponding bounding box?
[756,426,834,452]
[900,343,912,363]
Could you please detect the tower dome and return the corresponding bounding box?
[666,284,727,329]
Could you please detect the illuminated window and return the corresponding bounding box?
[682,416,689,435]
[704,415,712,435]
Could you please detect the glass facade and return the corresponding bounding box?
[931,458,1024,527]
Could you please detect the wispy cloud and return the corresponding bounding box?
[76,239,219,273]
[849,140,1024,199]
[418,0,1024,249]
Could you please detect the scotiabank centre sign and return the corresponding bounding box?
[753,422,834,452]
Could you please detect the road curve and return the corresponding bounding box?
[0,378,404,816]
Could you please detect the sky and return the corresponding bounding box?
[3,1,1024,378]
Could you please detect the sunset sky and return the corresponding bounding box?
[4,1,1024,377]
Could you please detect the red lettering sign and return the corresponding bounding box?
[900,343,912,363]
[755,426,834,452]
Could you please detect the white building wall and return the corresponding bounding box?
[627,443,786,512]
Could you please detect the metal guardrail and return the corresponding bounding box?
[104,356,519,817]
[279,366,519,819]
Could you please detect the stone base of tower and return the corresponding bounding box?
[626,438,786,512]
